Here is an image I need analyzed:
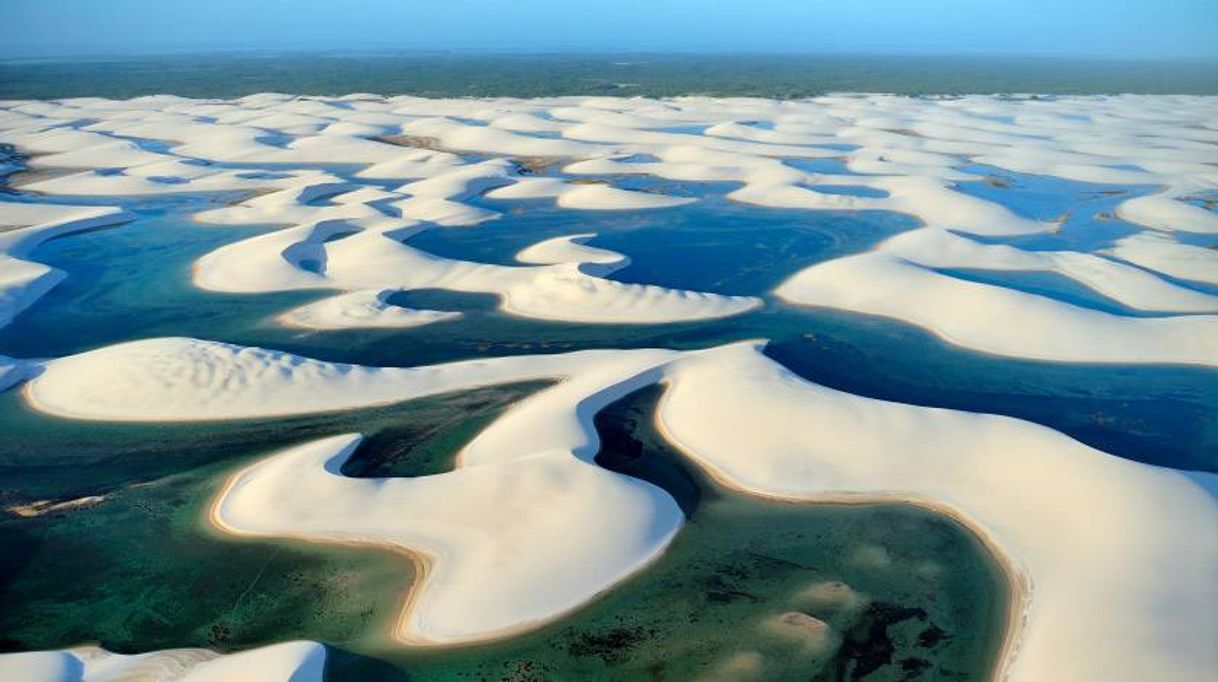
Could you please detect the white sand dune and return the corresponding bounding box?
[777,251,1218,366]
[516,233,627,270]
[1106,232,1218,285]
[657,343,1218,682]
[25,336,685,642]
[394,158,512,199]
[354,148,466,181]
[15,169,335,197]
[731,174,1051,236]
[24,336,680,422]
[0,640,325,682]
[879,228,1218,313]
[486,176,696,209]
[279,289,462,330]
[2,93,1217,678]
[163,140,744,325]
[398,116,608,157]
[6,93,1214,359]
[1118,193,1218,234]
[18,337,1218,679]
[214,434,682,643]
[191,208,759,325]
[770,187,1218,367]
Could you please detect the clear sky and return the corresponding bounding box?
[2,0,1216,60]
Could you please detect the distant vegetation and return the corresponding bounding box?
[2,52,1217,99]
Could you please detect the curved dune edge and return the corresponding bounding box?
[208,461,1024,659]
[57,337,688,642]
[275,289,462,331]
[188,214,761,326]
[0,640,326,682]
[648,400,1032,682]
[653,344,1218,682]
[15,337,1218,680]
[0,201,133,331]
[20,336,682,423]
[202,407,1032,670]
[201,416,1029,658]
[204,433,683,645]
[3,94,1216,679]
[6,95,1215,348]
[775,249,1218,368]
[205,469,678,649]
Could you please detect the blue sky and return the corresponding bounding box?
[2,0,1216,60]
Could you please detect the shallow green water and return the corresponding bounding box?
[0,111,1214,679]
[2,177,1212,472]
[0,382,1006,681]
[375,386,1007,681]
[0,384,542,675]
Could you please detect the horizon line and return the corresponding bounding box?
[4,47,1218,65]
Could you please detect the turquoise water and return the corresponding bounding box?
[2,175,1213,471]
[1,122,1216,678]
[0,380,1006,680]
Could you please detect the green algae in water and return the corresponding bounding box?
[377,386,1010,681]
[0,381,1008,680]
[0,382,546,668]
[0,99,1204,681]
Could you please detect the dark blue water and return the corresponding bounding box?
[956,164,1157,252]
[1,147,1214,474]
[2,111,1217,680]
